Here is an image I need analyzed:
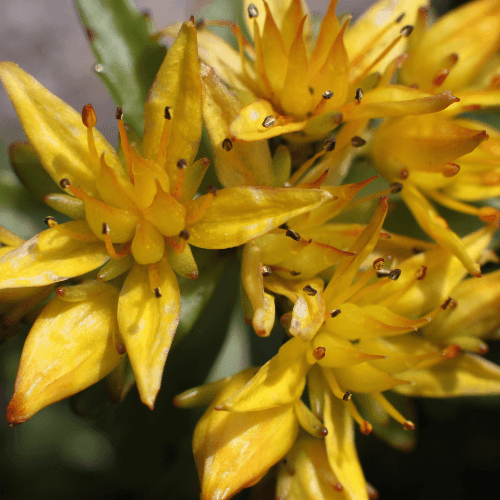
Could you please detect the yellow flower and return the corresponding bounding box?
[0,20,332,424]
[370,0,500,275]
[163,0,458,149]
[205,198,500,499]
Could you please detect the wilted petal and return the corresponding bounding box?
[7,283,122,424]
[117,255,180,409]
[186,186,332,249]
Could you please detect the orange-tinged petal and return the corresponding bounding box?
[0,62,122,198]
[241,242,275,337]
[194,368,299,500]
[342,87,458,121]
[167,242,198,280]
[230,99,307,141]
[186,186,332,249]
[323,386,369,500]
[96,154,136,211]
[393,354,500,397]
[117,256,180,409]
[0,222,109,288]
[439,89,500,117]
[280,0,313,55]
[142,21,202,184]
[219,337,310,411]
[200,63,274,187]
[7,284,122,424]
[400,183,481,276]
[309,0,340,73]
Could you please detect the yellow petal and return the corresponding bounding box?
[323,386,369,500]
[400,183,481,276]
[280,0,313,55]
[0,222,109,288]
[167,242,198,280]
[342,87,458,121]
[117,256,180,409]
[200,63,274,187]
[186,186,332,249]
[393,354,500,397]
[194,368,299,500]
[142,21,202,184]
[130,220,165,265]
[241,242,275,337]
[7,283,122,424]
[230,99,307,141]
[253,229,309,265]
[143,188,186,237]
[220,337,310,411]
[0,62,122,199]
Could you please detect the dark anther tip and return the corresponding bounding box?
[286,229,301,241]
[222,138,233,151]
[115,107,123,120]
[164,106,172,120]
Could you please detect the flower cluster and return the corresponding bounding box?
[2,0,500,498]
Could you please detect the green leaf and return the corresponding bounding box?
[75,0,167,135]
[9,142,63,200]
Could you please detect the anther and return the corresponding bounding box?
[343,391,352,401]
[222,138,233,151]
[60,178,71,189]
[443,163,460,177]
[403,421,415,431]
[355,88,363,102]
[262,115,276,128]
[154,287,162,298]
[177,158,188,169]
[416,265,427,280]
[286,229,301,241]
[443,344,460,360]
[262,265,273,277]
[330,309,341,318]
[313,347,326,360]
[102,222,110,235]
[395,13,406,23]
[360,421,373,436]
[400,169,409,179]
[389,269,401,281]
[390,182,403,193]
[164,106,172,120]
[179,229,190,240]
[441,297,453,310]
[351,136,366,147]
[290,270,301,276]
[44,216,57,227]
[323,138,336,151]
[82,104,97,128]
[373,257,385,270]
[303,284,317,296]
[206,185,218,195]
[248,3,259,17]
[115,107,123,120]
[400,25,414,37]
[322,90,334,99]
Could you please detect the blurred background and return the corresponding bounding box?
[1,1,499,499]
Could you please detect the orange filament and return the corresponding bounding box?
[431,54,458,90]
[173,167,185,201]
[372,392,415,430]
[298,168,330,189]
[345,400,373,435]
[346,184,402,212]
[185,193,214,225]
[288,149,327,186]
[45,217,100,242]
[322,369,350,401]
[148,262,160,294]
[117,115,134,182]
[156,110,172,168]
[331,268,377,308]
[167,236,186,254]
[103,230,132,260]
[64,183,86,201]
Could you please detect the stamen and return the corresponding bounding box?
[324,138,336,151]
[102,223,132,259]
[173,160,186,200]
[395,13,406,23]
[167,236,186,254]
[185,193,214,225]
[222,138,233,151]
[313,347,326,360]
[330,309,341,318]
[345,400,373,435]
[261,265,273,277]
[156,106,172,168]
[248,3,258,18]
[346,183,403,211]
[303,284,317,296]
[323,369,350,401]
[44,216,100,242]
[206,185,218,196]
[262,115,276,128]
[148,262,161,297]
[116,107,133,181]
[355,88,363,102]
[400,25,414,37]
[441,297,453,310]
[286,229,301,241]
[59,178,86,201]
[322,90,334,99]
[179,229,190,240]
[351,136,366,147]
[372,392,415,430]
[287,148,327,186]
[82,104,99,167]
[416,265,427,280]
[44,216,57,227]
[373,258,385,270]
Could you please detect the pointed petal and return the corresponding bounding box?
[187,186,332,249]
[0,62,122,198]
[220,337,310,411]
[310,0,340,72]
[323,386,369,500]
[7,284,122,424]
[0,222,109,288]
[200,63,274,187]
[117,256,180,409]
[142,21,202,183]
[394,354,500,397]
